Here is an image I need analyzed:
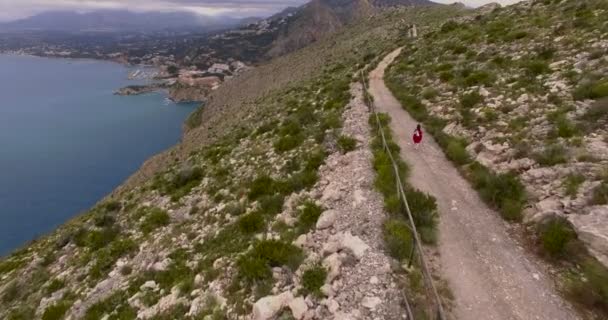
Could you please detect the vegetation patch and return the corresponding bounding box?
[301,265,327,297]
[383,219,413,261]
[337,135,358,154]
[140,208,171,235]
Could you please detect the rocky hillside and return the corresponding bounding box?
[0,5,465,320]
[385,0,608,316]
[267,0,436,57]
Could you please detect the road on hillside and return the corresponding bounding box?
[368,48,580,320]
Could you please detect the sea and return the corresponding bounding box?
[0,54,198,257]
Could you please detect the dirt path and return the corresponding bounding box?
[368,48,580,320]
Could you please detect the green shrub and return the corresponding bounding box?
[297,200,323,233]
[533,144,568,166]
[258,195,285,216]
[2,281,20,303]
[383,219,413,261]
[460,92,484,108]
[468,162,526,221]
[591,181,608,205]
[406,189,438,239]
[84,227,119,251]
[464,71,493,87]
[301,265,327,297]
[42,301,72,320]
[248,175,280,200]
[539,217,576,257]
[574,79,608,100]
[305,148,327,170]
[580,97,608,132]
[523,60,551,76]
[563,174,585,198]
[553,115,579,138]
[567,258,608,311]
[237,256,271,281]
[446,139,471,165]
[238,212,265,234]
[84,290,137,320]
[238,240,304,281]
[46,279,65,294]
[337,135,358,154]
[89,238,138,279]
[274,134,305,153]
[439,71,454,82]
[140,208,170,234]
[421,88,439,100]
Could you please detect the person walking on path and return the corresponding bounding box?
[412,124,423,149]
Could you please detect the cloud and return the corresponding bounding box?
[0,0,524,22]
[0,0,308,21]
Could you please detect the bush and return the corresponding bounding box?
[238,240,304,281]
[248,175,280,200]
[539,217,576,257]
[464,71,493,87]
[301,265,327,297]
[84,290,137,320]
[523,60,551,76]
[42,301,71,320]
[421,88,438,100]
[573,79,608,100]
[460,92,484,108]
[337,135,358,154]
[238,212,265,234]
[406,189,438,240]
[553,115,579,138]
[533,144,568,166]
[140,208,170,234]
[468,162,526,221]
[591,181,608,205]
[580,97,608,132]
[274,134,305,153]
[446,139,471,165]
[297,200,323,233]
[563,174,585,198]
[74,227,119,251]
[89,238,138,279]
[2,281,20,303]
[567,258,608,311]
[383,219,413,261]
[46,279,65,294]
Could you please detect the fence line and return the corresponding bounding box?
[359,67,446,320]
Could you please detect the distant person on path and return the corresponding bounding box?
[413,124,423,149]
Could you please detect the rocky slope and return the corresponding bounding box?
[267,0,436,57]
[385,0,608,316]
[0,5,466,320]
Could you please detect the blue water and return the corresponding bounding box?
[0,55,198,257]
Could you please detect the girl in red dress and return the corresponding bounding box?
[413,124,423,149]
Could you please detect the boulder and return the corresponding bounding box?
[289,297,308,319]
[341,232,369,260]
[569,206,608,267]
[361,296,382,310]
[323,253,343,282]
[252,291,294,320]
[316,210,338,230]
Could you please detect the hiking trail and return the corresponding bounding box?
[367,48,580,320]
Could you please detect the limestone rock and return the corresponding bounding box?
[317,210,338,229]
[361,296,382,310]
[252,291,294,320]
[289,297,308,319]
[323,253,342,282]
[569,206,608,266]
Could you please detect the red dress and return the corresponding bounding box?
[413,129,423,144]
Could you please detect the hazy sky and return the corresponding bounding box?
[0,0,523,22]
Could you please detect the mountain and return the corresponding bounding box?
[267,0,437,57]
[0,10,246,32]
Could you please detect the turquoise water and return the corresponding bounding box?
[0,55,198,257]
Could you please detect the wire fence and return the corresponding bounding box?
[359,65,446,320]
